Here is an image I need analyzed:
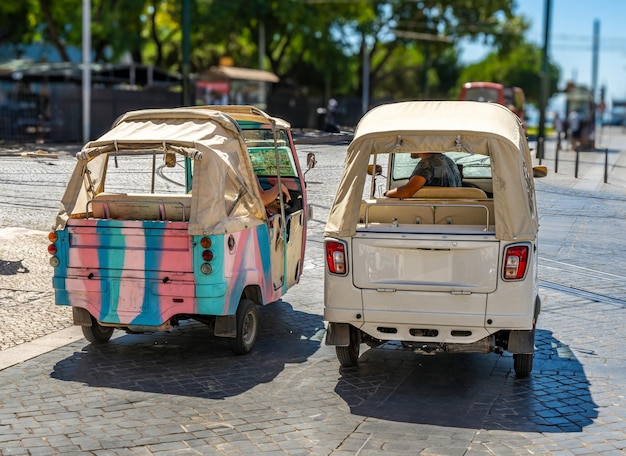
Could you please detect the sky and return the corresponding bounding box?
[460,0,626,111]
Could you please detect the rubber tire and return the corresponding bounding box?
[513,353,534,378]
[82,317,114,344]
[335,326,360,367]
[228,299,259,355]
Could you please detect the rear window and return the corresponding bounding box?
[390,151,491,184]
[463,88,500,103]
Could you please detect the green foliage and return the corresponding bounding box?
[0,2,32,47]
[0,0,556,104]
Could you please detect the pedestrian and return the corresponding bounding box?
[568,109,581,150]
[554,112,564,150]
[325,98,340,133]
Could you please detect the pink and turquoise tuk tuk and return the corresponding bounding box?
[48,106,313,354]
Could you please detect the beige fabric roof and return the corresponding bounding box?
[205,65,279,83]
[54,108,270,235]
[186,105,291,130]
[324,101,539,241]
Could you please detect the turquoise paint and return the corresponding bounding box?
[193,233,229,316]
[95,220,125,323]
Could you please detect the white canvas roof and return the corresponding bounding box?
[324,101,539,241]
[54,108,272,235]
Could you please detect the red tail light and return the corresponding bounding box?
[503,244,529,280]
[326,240,347,275]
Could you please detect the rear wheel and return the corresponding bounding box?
[228,299,259,355]
[82,317,114,344]
[336,326,360,367]
[513,353,534,378]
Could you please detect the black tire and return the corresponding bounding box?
[82,317,114,344]
[228,299,259,355]
[513,353,534,378]
[335,326,360,367]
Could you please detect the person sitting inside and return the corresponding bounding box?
[259,181,291,206]
[384,152,462,198]
[256,176,291,216]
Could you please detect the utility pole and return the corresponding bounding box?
[258,21,266,109]
[591,19,600,102]
[537,0,552,161]
[362,37,370,115]
[182,0,191,106]
[82,0,91,143]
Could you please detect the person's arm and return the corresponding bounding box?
[257,176,291,205]
[384,174,426,198]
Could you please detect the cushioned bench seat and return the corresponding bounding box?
[90,193,191,221]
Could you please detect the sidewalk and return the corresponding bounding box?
[532,125,626,194]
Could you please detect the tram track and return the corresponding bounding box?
[539,280,626,307]
[539,257,626,307]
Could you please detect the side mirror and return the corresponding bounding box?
[367,164,382,176]
[306,152,316,170]
[533,165,548,178]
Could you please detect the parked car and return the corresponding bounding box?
[323,100,546,377]
[48,106,314,354]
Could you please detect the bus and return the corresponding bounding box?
[460,82,525,124]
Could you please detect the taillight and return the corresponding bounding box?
[326,240,347,275]
[503,244,529,280]
[48,231,59,266]
[200,237,214,274]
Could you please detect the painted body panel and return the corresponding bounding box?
[53,219,278,327]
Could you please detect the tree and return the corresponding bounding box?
[0,2,32,50]
[323,0,524,100]
[0,0,554,105]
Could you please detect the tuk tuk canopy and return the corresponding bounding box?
[54,108,270,235]
[324,101,539,242]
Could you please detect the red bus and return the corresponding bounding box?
[460,82,525,123]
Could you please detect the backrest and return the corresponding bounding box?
[413,186,487,199]
[90,193,192,221]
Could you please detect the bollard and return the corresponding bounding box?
[604,148,609,184]
[555,138,560,173]
[574,147,580,178]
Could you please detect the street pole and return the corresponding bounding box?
[82,0,91,144]
[258,21,266,109]
[362,36,370,115]
[182,0,191,106]
[537,0,552,161]
[591,20,600,102]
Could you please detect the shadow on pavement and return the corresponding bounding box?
[334,328,597,433]
[51,300,323,399]
[0,259,29,275]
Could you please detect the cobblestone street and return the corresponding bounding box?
[1,128,625,455]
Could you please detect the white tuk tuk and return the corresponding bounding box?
[324,101,545,377]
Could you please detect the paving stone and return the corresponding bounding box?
[1,136,626,454]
